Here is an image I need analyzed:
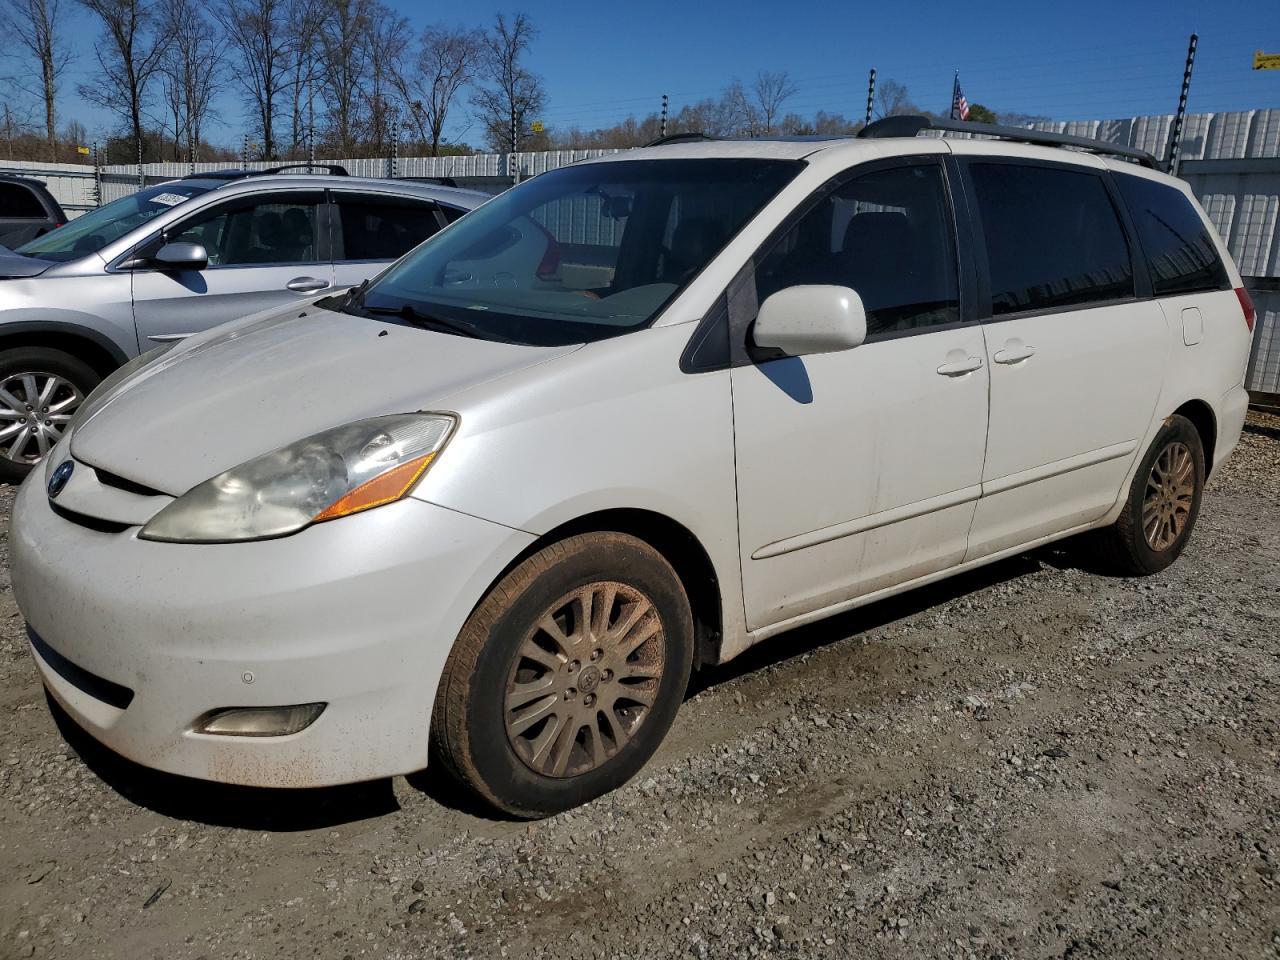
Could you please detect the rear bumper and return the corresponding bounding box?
[10,473,534,787]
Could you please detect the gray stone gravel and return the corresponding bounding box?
[1,412,1277,960]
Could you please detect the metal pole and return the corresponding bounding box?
[1166,33,1198,176]
[865,68,876,126]
[387,115,398,179]
[241,133,249,168]
[660,93,668,138]
[92,143,102,207]
[510,107,519,185]
[949,71,959,120]
[136,132,144,190]
[307,81,315,166]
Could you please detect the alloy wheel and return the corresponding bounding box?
[504,581,666,779]
[1142,440,1195,551]
[0,372,83,465]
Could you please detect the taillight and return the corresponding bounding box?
[1235,287,1255,333]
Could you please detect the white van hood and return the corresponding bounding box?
[71,305,577,495]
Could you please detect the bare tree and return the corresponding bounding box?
[284,0,324,157]
[752,71,796,134]
[313,0,375,155]
[217,0,291,159]
[874,79,917,119]
[363,2,410,154]
[0,0,72,156]
[471,12,545,153]
[77,0,173,164]
[158,0,223,162]
[397,24,481,157]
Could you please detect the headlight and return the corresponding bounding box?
[70,343,176,433]
[139,414,455,543]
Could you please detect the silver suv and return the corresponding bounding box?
[0,165,486,482]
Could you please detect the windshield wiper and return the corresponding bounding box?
[362,302,484,339]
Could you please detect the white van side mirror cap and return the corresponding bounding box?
[753,285,868,357]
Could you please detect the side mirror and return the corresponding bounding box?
[153,241,208,271]
[753,285,867,356]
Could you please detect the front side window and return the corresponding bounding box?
[338,158,801,346]
[169,192,324,267]
[969,163,1134,316]
[16,182,212,261]
[1114,174,1230,296]
[756,162,960,338]
[0,182,46,218]
[335,195,440,261]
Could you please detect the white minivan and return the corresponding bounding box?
[10,117,1254,817]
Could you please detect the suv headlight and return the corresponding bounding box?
[139,414,455,543]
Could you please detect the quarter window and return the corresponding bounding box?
[969,163,1134,316]
[756,163,960,338]
[169,193,324,267]
[0,182,45,218]
[1114,174,1230,296]
[336,196,441,261]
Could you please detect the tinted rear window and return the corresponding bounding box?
[1114,174,1230,296]
[969,163,1134,316]
[337,196,441,261]
[0,182,46,218]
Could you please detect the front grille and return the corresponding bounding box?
[28,628,135,710]
[92,467,164,497]
[49,501,132,534]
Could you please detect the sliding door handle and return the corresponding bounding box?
[993,342,1036,364]
[936,356,984,377]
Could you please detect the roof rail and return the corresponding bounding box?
[181,163,350,182]
[858,115,1159,169]
[644,131,716,147]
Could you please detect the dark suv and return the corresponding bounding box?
[0,175,66,248]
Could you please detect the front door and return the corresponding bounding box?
[731,158,990,632]
[958,160,1167,560]
[130,190,332,345]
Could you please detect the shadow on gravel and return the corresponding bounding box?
[688,553,1042,697]
[47,692,400,831]
[1243,420,1280,442]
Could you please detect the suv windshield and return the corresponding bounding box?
[333,158,801,345]
[16,182,213,261]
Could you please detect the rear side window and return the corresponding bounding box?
[969,163,1134,316]
[1114,174,1230,296]
[0,182,46,218]
[756,162,960,338]
[337,196,440,261]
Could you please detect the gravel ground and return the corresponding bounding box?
[1,413,1277,960]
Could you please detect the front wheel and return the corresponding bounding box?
[1090,414,1205,575]
[431,533,694,818]
[0,347,100,484]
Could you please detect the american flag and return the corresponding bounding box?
[953,80,970,121]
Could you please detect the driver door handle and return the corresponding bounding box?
[287,276,330,293]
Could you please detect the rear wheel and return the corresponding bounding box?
[1090,414,1205,575]
[0,348,99,484]
[431,532,694,818]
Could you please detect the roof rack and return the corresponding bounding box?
[399,175,459,188]
[644,131,716,148]
[182,163,350,182]
[858,115,1159,169]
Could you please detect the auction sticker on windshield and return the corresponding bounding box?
[149,193,189,207]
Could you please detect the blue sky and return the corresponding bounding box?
[53,0,1280,147]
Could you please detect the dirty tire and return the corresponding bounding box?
[0,347,100,485]
[431,532,694,818]
[1089,414,1205,575]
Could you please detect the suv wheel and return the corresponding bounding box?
[431,532,694,818]
[1091,414,1205,575]
[0,347,99,484]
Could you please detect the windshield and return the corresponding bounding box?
[331,158,801,345]
[16,182,213,261]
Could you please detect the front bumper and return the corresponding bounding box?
[10,474,533,787]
